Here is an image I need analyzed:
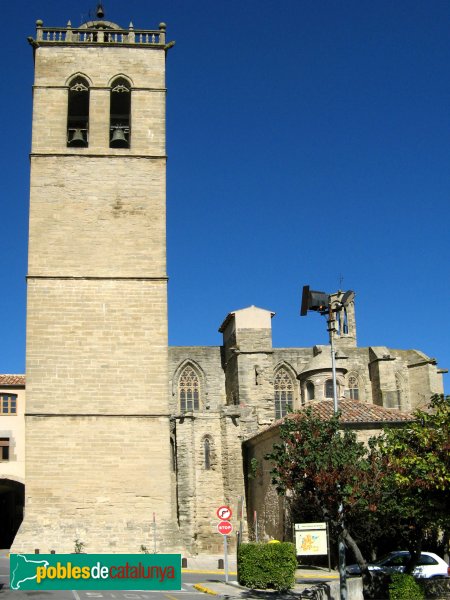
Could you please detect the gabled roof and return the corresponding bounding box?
[219,305,275,333]
[0,374,26,386]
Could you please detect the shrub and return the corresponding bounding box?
[389,573,424,600]
[237,542,297,592]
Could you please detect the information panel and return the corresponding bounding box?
[294,522,328,556]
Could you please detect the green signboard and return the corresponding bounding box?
[10,553,181,591]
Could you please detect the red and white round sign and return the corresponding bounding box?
[216,505,232,520]
[217,520,233,535]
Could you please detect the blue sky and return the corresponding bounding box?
[1,1,449,393]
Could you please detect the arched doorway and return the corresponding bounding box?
[0,479,24,548]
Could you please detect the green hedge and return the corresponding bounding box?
[237,542,297,592]
[389,573,424,600]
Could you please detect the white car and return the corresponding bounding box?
[346,551,450,579]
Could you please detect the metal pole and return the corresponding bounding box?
[327,303,347,600]
[224,534,229,583]
[238,495,243,546]
[338,532,347,600]
[328,306,338,415]
[326,522,331,572]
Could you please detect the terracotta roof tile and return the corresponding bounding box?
[0,374,26,386]
[302,399,414,423]
[258,400,414,438]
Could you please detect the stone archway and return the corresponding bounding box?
[0,479,24,548]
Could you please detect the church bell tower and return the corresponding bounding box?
[13,11,178,552]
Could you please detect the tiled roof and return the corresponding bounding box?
[0,374,26,386]
[302,399,414,423]
[258,400,414,438]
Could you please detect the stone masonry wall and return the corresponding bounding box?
[169,347,225,413]
[32,46,166,157]
[28,156,166,277]
[15,415,179,554]
[169,348,229,553]
[14,30,176,553]
[26,279,168,415]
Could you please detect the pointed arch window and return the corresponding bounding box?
[348,374,359,400]
[110,77,131,148]
[306,381,315,401]
[274,368,294,419]
[179,365,200,412]
[67,76,90,147]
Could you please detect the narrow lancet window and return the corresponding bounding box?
[67,77,90,147]
[110,78,131,148]
[204,438,211,470]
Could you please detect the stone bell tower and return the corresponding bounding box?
[13,12,179,552]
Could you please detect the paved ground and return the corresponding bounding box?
[176,554,339,598]
[1,550,340,599]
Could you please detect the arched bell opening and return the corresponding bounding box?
[67,76,90,147]
[110,78,131,148]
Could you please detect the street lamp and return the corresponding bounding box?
[300,285,355,600]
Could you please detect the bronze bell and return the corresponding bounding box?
[96,3,105,19]
[110,128,128,148]
[68,128,86,147]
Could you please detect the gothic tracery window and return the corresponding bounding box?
[274,368,294,419]
[348,374,359,400]
[179,365,200,412]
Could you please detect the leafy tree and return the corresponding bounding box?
[265,407,381,573]
[373,394,450,572]
[266,395,450,580]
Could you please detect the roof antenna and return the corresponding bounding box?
[96,3,105,19]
